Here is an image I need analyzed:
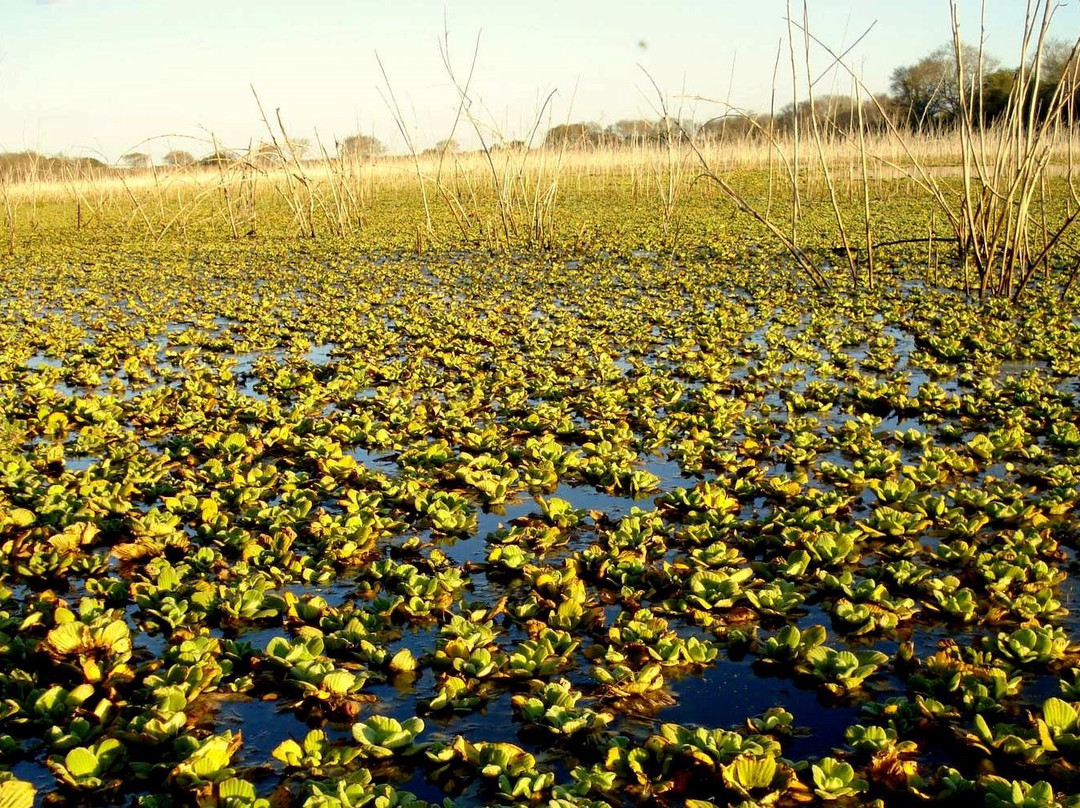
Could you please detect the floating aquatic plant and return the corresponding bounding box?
[3,233,1080,805]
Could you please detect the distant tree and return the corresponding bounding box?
[197,149,237,167]
[887,39,1076,129]
[120,152,152,169]
[600,117,696,146]
[981,68,1017,123]
[774,95,888,135]
[543,122,603,148]
[656,116,696,143]
[286,137,311,161]
[435,138,460,153]
[0,151,101,180]
[163,150,195,167]
[1034,39,1080,115]
[975,41,1080,124]
[1037,39,1076,87]
[606,119,657,143]
[338,134,386,160]
[0,151,41,179]
[889,43,996,129]
[246,141,282,167]
[697,114,772,142]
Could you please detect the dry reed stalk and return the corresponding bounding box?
[376,52,434,239]
[800,1,858,286]
[251,87,315,238]
[786,0,801,249]
[0,178,15,255]
[856,79,876,289]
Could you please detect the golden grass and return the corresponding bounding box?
[6,127,1078,209]
[1,123,1077,298]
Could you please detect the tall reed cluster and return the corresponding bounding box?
[685,0,1079,298]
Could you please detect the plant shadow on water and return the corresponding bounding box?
[659,658,863,760]
[441,482,654,566]
[210,695,317,768]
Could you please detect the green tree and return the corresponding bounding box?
[889,43,996,128]
[981,68,1016,123]
[543,122,603,148]
[1034,39,1080,115]
[197,149,236,167]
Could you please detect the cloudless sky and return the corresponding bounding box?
[1,0,1077,162]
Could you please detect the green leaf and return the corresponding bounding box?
[7,509,35,528]
[46,623,85,656]
[64,746,100,778]
[729,755,776,789]
[271,739,303,766]
[389,648,417,673]
[321,670,356,695]
[217,778,256,799]
[1042,698,1077,732]
[192,747,231,778]
[0,780,36,808]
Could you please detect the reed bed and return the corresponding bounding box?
[7,128,1080,205]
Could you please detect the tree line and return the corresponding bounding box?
[127,134,389,170]
[544,39,1079,147]
[3,39,1076,175]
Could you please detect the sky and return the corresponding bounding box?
[1,0,1077,162]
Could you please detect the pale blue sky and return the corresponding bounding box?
[1,0,1076,161]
